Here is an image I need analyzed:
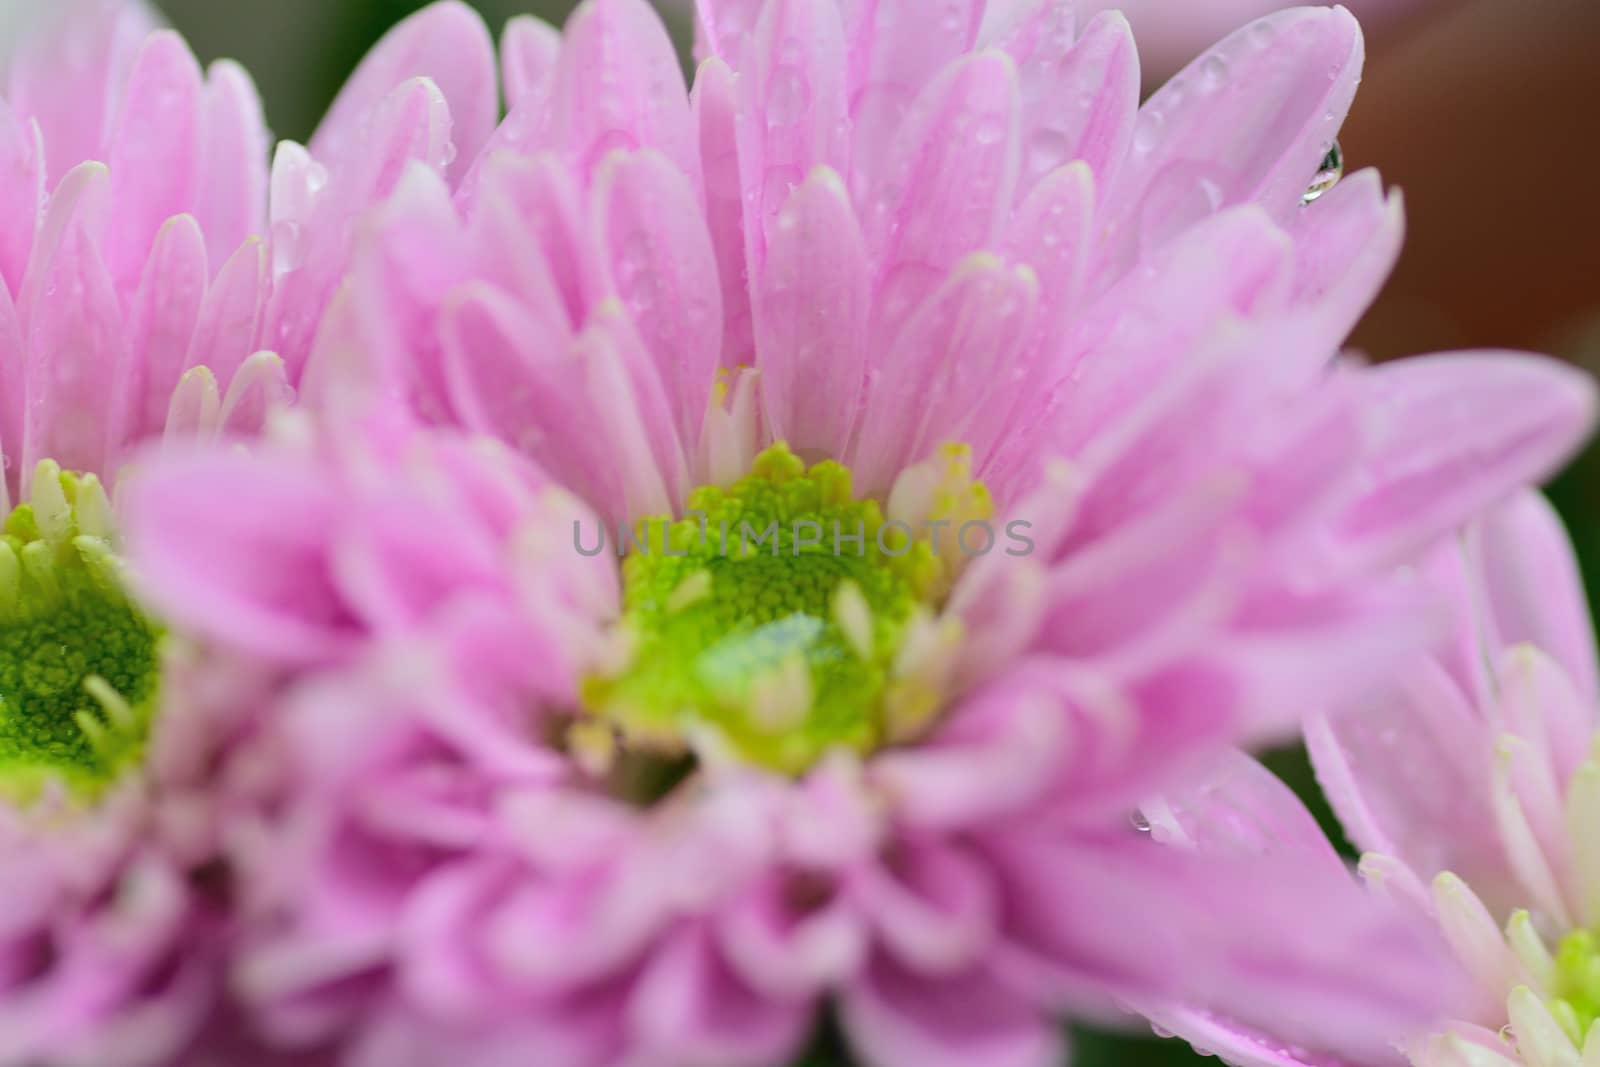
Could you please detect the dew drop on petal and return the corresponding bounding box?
[1302,140,1343,204]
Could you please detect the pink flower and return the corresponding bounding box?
[0,0,498,503]
[0,3,502,1064]
[122,1,1598,1064]
[1144,491,1600,1067]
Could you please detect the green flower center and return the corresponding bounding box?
[1551,928,1600,1045]
[0,462,160,804]
[583,443,984,775]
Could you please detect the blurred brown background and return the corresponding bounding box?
[145,0,1600,1063]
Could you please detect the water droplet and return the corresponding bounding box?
[1200,55,1228,91]
[1130,810,1151,832]
[1132,111,1165,154]
[1301,140,1343,204]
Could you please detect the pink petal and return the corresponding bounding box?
[856,840,998,976]
[18,162,124,481]
[1284,168,1403,333]
[216,350,293,438]
[342,163,473,422]
[999,8,1138,196]
[696,0,765,62]
[500,15,561,109]
[1330,352,1598,573]
[1000,159,1093,369]
[113,212,208,456]
[1100,7,1363,270]
[735,0,850,270]
[1306,657,1507,899]
[467,152,597,330]
[0,284,20,503]
[755,167,870,461]
[1053,205,1292,465]
[0,99,43,297]
[841,957,1061,1067]
[544,0,696,184]
[196,59,270,268]
[122,450,359,664]
[692,57,754,367]
[1035,481,1244,672]
[6,0,154,184]
[865,52,1021,347]
[103,30,204,293]
[268,77,454,380]
[438,281,619,509]
[310,1,496,187]
[855,252,1036,492]
[716,872,868,999]
[844,0,985,192]
[629,926,812,1067]
[1493,645,1595,801]
[183,236,267,385]
[1469,491,1600,702]
[577,307,689,519]
[1149,751,1348,880]
[589,149,723,443]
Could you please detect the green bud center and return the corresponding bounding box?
[583,443,979,775]
[0,463,160,803]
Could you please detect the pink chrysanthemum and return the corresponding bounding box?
[120,1,1599,1065]
[1144,491,1600,1067]
[0,3,503,1064]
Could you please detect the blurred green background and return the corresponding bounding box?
[150,0,1600,1064]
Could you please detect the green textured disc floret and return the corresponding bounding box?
[583,443,952,774]
[0,462,161,804]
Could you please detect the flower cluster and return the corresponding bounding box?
[0,2,1594,1067]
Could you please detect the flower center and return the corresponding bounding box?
[582,443,983,774]
[1550,929,1600,1045]
[0,462,160,804]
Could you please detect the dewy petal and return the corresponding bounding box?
[310,0,496,187]
[865,51,1021,347]
[590,148,723,444]
[1283,167,1405,340]
[755,166,870,461]
[1328,352,1598,574]
[19,161,126,482]
[0,98,44,297]
[1306,656,1509,899]
[856,253,1036,492]
[103,30,204,293]
[545,0,697,184]
[841,956,1062,1067]
[195,59,270,269]
[844,0,985,192]
[735,0,850,270]
[693,56,755,368]
[267,76,454,380]
[182,235,268,388]
[1104,6,1363,266]
[1470,492,1600,703]
[500,14,562,109]
[995,7,1138,197]
[113,212,208,457]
